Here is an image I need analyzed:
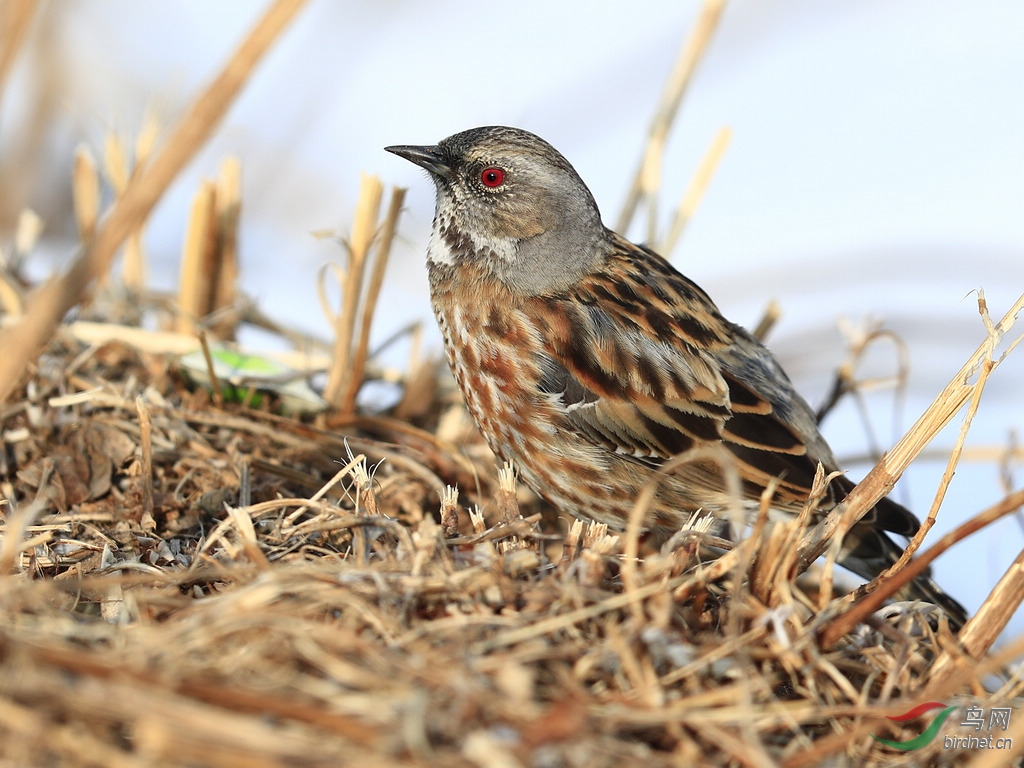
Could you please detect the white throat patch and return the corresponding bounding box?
[426,211,519,267]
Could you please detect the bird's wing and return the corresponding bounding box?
[524,234,842,511]
[521,234,932,604]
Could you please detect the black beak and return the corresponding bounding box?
[385,144,454,179]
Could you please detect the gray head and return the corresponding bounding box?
[386,126,607,295]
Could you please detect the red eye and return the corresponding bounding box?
[481,167,505,187]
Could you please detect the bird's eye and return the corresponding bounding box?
[480,167,505,188]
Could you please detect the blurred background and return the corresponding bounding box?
[1,1,1022,629]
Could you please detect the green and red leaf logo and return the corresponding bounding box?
[873,702,958,751]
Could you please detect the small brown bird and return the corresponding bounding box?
[386,126,967,626]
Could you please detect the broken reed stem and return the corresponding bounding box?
[796,291,1024,575]
[616,0,727,240]
[751,300,782,342]
[98,130,154,294]
[174,159,241,339]
[469,507,487,535]
[323,173,383,411]
[808,469,847,611]
[495,462,530,553]
[660,126,732,255]
[73,146,100,244]
[350,457,377,566]
[122,110,162,293]
[0,0,307,406]
[99,132,130,290]
[440,486,460,537]
[495,462,520,526]
[0,0,38,122]
[901,347,994,567]
[211,158,242,340]
[339,185,405,414]
[745,478,781,608]
[177,180,217,335]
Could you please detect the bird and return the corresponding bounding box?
[385,125,967,627]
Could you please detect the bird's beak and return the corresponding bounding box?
[385,144,454,180]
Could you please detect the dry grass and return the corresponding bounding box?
[2,2,1024,767]
[1,333,1022,767]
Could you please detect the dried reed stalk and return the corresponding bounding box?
[751,299,782,342]
[177,180,218,335]
[341,186,405,413]
[616,0,727,241]
[928,540,1024,689]
[123,110,162,292]
[135,395,155,531]
[72,146,100,244]
[324,173,382,409]
[211,157,242,339]
[176,158,242,338]
[98,133,130,290]
[323,178,405,416]
[0,0,37,112]
[660,125,731,255]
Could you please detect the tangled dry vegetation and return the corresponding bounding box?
[2,2,1024,766]
[4,326,1023,768]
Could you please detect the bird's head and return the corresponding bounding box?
[386,126,606,294]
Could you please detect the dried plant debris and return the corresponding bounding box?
[0,328,1020,768]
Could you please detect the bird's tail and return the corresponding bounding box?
[837,512,968,629]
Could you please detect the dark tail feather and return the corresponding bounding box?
[826,476,967,628]
[838,521,969,629]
